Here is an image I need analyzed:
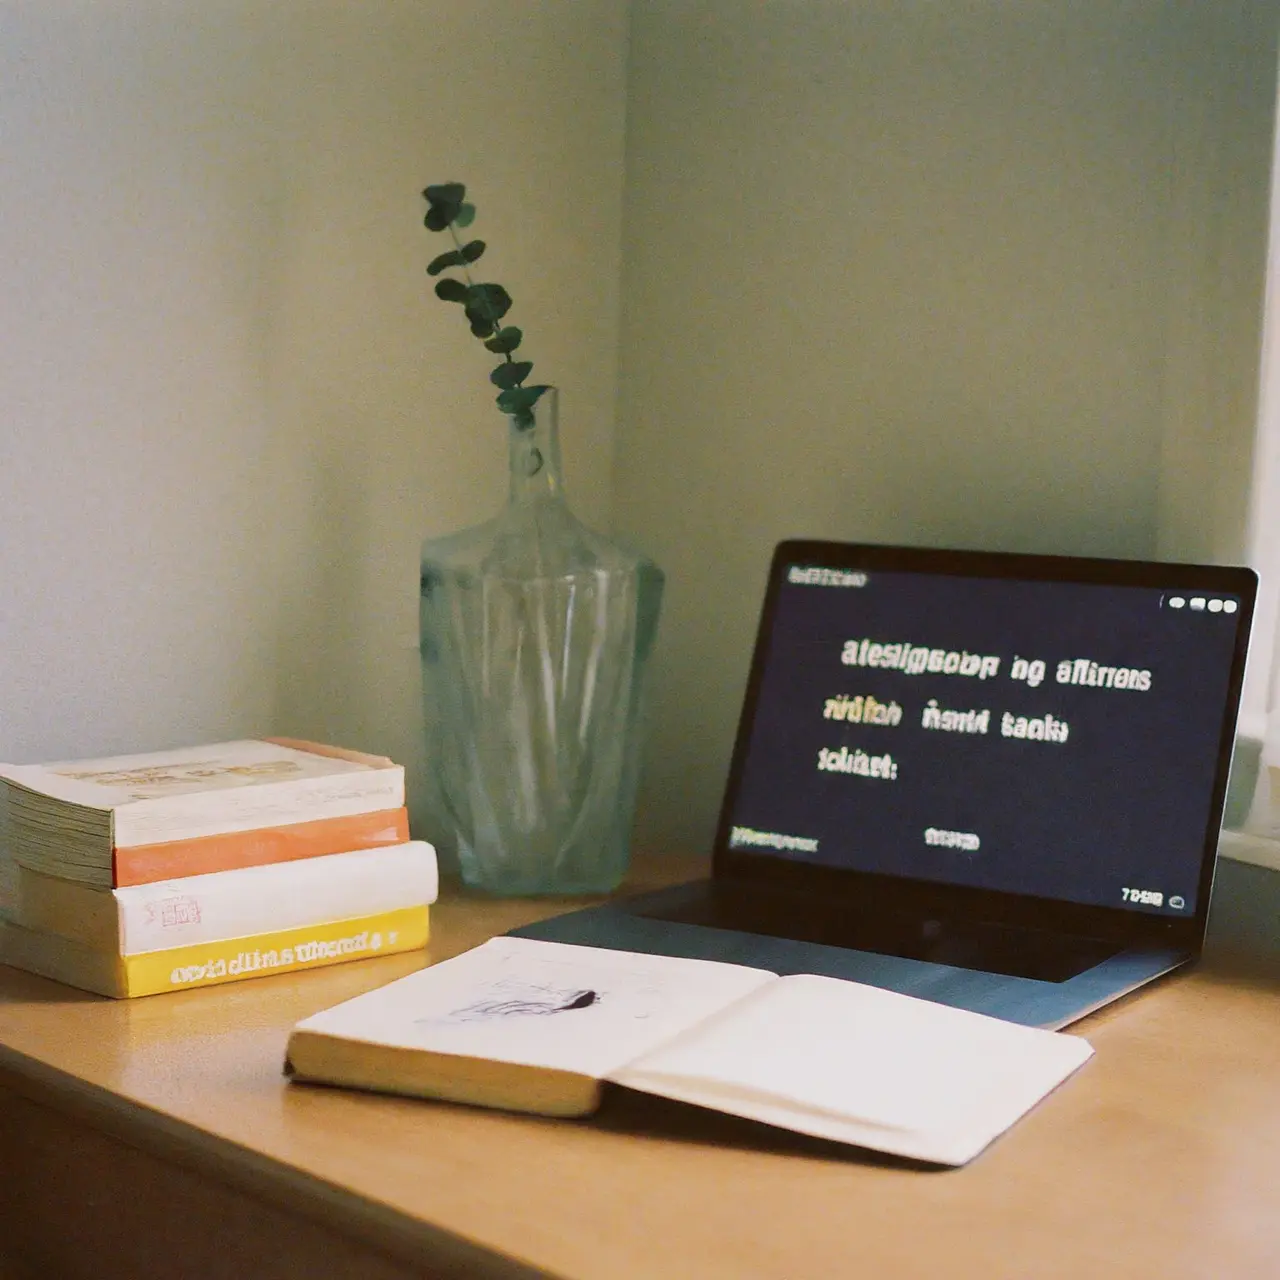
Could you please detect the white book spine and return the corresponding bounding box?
[113,840,436,955]
[112,767,405,846]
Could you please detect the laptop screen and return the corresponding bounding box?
[716,543,1255,931]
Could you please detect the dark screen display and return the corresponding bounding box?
[722,563,1247,917]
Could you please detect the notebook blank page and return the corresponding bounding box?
[612,974,1093,1165]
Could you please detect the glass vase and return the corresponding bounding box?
[419,388,664,895]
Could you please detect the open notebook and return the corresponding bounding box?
[285,936,1093,1167]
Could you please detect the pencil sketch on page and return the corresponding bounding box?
[414,951,666,1028]
[422,978,600,1024]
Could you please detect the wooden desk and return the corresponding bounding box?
[2,855,1280,1280]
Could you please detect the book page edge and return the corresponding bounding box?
[284,1028,602,1118]
[262,738,396,769]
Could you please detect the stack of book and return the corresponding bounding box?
[0,738,437,998]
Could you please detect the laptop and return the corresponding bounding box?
[513,541,1256,1028]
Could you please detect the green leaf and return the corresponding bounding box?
[423,182,465,206]
[426,249,464,276]
[496,385,539,415]
[490,360,533,390]
[469,316,496,337]
[484,326,522,354]
[503,387,542,427]
[461,239,485,264]
[454,203,476,228]
[423,182,465,231]
[434,278,468,303]
[464,283,512,321]
[496,383,550,420]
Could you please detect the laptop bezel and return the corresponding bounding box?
[711,539,1257,952]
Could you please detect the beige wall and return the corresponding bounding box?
[615,1,1279,853]
[3,1,1276,862]
[0,1,628,833]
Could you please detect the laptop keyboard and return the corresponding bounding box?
[634,886,1121,983]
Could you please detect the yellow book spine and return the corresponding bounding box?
[120,905,429,997]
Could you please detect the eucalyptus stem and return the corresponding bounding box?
[422,181,545,427]
[447,221,516,377]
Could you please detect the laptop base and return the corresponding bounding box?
[633,880,1122,983]
[510,881,1190,1029]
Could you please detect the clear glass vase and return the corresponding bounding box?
[419,388,664,895]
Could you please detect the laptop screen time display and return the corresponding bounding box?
[722,558,1249,918]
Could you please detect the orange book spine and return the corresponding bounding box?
[112,807,411,887]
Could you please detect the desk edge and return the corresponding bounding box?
[0,1040,552,1280]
